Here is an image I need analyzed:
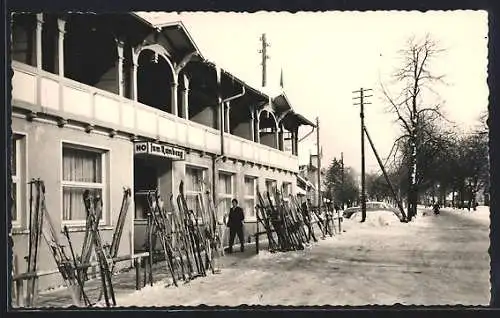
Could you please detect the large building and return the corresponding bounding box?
[298,154,325,206]
[10,12,315,289]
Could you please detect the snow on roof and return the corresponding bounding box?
[133,12,314,125]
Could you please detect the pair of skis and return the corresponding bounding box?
[256,189,282,252]
[139,188,196,286]
[82,191,116,307]
[290,196,318,243]
[25,179,44,307]
[26,179,91,307]
[255,188,318,253]
[177,181,208,277]
[146,190,179,287]
[203,184,223,269]
[268,190,304,251]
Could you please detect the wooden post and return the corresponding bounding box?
[13,255,25,307]
[255,216,260,254]
[338,210,342,234]
[69,284,82,307]
[142,257,147,288]
[17,281,25,307]
[255,233,259,255]
[135,258,141,290]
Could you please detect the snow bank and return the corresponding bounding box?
[443,206,490,226]
[349,210,401,227]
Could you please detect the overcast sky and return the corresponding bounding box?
[137,10,488,174]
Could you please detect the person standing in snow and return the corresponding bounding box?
[227,198,245,253]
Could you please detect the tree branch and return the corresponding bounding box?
[380,82,413,133]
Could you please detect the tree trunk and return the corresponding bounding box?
[407,138,418,220]
[451,189,455,208]
[440,185,446,207]
[459,185,465,209]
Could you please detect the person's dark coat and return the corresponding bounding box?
[227,206,244,229]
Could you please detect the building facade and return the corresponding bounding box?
[10,12,314,289]
[298,154,325,206]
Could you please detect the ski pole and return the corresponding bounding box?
[63,226,92,307]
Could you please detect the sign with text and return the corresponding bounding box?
[134,142,185,160]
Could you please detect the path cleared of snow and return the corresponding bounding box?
[113,207,490,307]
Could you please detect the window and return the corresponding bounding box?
[265,179,277,204]
[282,182,292,201]
[265,179,277,195]
[244,176,257,218]
[11,14,36,66]
[185,166,205,217]
[11,136,23,226]
[218,172,234,218]
[62,144,106,224]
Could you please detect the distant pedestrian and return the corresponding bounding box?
[334,204,340,214]
[227,198,245,253]
[433,202,440,215]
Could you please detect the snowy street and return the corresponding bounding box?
[107,207,490,307]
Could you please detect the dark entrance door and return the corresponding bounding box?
[134,157,158,219]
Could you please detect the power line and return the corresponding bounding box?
[353,87,372,222]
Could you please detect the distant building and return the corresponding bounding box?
[298,154,326,206]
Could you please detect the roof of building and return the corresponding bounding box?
[297,174,316,191]
[130,13,204,61]
[132,12,315,129]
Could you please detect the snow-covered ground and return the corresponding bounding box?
[112,206,490,306]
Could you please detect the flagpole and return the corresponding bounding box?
[316,116,321,208]
[280,68,284,89]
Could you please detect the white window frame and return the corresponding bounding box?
[244,176,257,220]
[61,142,108,227]
[184,165,207,217]
[282,182,292,202]
[11,135,23,228]
[265,179,277,194]
[218,171,234,220]
[265,179,277,204]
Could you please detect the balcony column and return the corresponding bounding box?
[171,80,179,116]
[255,115,261,143]
[250,108,255,142]
[278,124,284,151]
[292,128,299,156]
[291,130,296,155]
[35,13,43,69]
[116,39,125,97]
[225,101,230,133]
[217,99,224,131]
[131,49,139,101]
[56,18,66,76]
[274,124,279,149]
[181,74,189,119]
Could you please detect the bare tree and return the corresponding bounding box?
[380,34,447,221]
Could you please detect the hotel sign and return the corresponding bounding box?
[134,142,185,160]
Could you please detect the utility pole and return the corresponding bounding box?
[363,125,407,222]
[353,88,372,222]
[259,33,270,87]
[316,116,322,209]
[341,151,344,209]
